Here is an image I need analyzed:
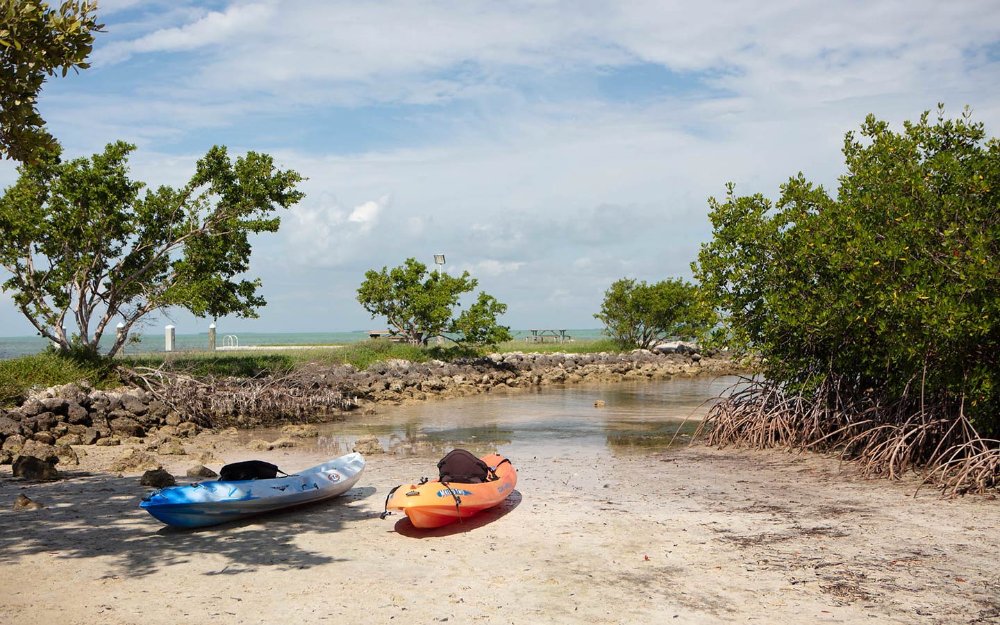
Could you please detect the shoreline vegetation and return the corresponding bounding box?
[0,339,737,466]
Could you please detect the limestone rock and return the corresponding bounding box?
[109,416,145,438]
[14,493,45,510]
[20,440,59,464]
[196,450,220,464]
[281,424,319,438]
[353,435,384,455]
[157,439,187,456]
[110,449,160,473]
[56,444,79,466]
[186,465,218,479]
[12,455,59,480]
[140,468,176,488]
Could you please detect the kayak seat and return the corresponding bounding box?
[437,449,490,484]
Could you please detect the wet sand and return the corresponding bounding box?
[1,432,998,625]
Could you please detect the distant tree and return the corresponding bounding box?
[595,277,714,350]
[0,141,304,358]
[1,0,103,163]
[357,258,512,347]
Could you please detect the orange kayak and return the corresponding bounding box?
[385,453,517,528]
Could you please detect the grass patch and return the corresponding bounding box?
[124,353,297,377]
[495,338,623,354]
[0,352,118,407]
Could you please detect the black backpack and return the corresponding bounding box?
[218,460,284,481]
[437,449,490,483]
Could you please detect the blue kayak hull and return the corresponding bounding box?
[140,453,365,528]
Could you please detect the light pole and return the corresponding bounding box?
[433,254,446,345]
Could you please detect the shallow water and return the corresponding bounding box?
[245,376,741,459]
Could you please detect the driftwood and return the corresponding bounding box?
[123,366,358,428]
[696,376,1000,496]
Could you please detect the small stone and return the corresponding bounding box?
[186,465,218,479]
[14,493,45,510]
[353,435,384,455]
[281,424,319,438]
[140,468,176,488]
[197,450,220,464]
[157,439,187,456]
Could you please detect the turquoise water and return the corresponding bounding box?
[0,328,608,360]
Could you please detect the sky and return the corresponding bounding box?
[1,0,999,337]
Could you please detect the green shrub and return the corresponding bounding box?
[694,106,1000,437]
[0,352,115,406]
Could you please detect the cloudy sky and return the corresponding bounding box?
[2,0,999,337]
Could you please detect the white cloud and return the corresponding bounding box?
[466,260,525,277]
[347,198,384,232]
[283,194,391,267]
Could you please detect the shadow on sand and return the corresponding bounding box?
[392,490,522,538]
[0,470,376,578]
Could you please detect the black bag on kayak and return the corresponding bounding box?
[437,449,489,483]
[219,460,281,481]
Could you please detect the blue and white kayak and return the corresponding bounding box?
[140,453,366,529]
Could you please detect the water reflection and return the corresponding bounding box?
[248,376,738,458]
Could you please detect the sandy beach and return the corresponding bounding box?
[1,428,998,625]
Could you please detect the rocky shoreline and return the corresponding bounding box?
[0,349,739,477]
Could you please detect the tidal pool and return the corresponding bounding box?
[247,376,741,459]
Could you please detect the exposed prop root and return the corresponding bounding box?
[123,365,359,428]
[695,376,999,496]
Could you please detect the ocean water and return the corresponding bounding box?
[0,328,608,360]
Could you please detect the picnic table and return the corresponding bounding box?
[528,329,571,343]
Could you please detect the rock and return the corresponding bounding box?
[14,493,45,511]
[56,444,79,466]
[81,428,100,445]
[281,424,319,438]
[20,399,45,418]
[175,422,199,438]
[594,400,606,407]
[353,435,384,455]
[32,431,56,445]
[55,433,83,447]
[247,439,272,451]
[270,438,297,449]
[20,440,59,464]
[186,465,218,479]
[12,455,59,480]
[41,397,69,415]
[109,449,160,473]
[0,416,22,437]
[147,400,169,421]
[95,436,121,446]
[140,468,176,488]
[2,434,26,455]
[109,416,145,438]
[157,439,187,456]
[65,402,90,425]
[121,393,149,416]
[197,450,220,464]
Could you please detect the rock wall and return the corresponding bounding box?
[0,350,738,464]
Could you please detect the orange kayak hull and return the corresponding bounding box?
[387,453,517,529]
